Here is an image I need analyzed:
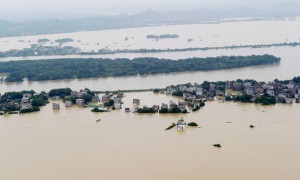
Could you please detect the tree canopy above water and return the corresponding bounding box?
[0,55,280,82]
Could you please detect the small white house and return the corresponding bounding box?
[76,99,85,106]
[196,91,203,96]
[244,82,252,87]
[165,88,174,95]
[267,90,275,96]
[64,100,72,107]
[21,94,31,104]
[52,103,60,109]
[161,103,168,109]
[245,88,254,96]
[52,96,61,100]
[169,101,177,108]
[287,82,295,89]
[177,117,186,131]
[133,107,139,113]
[21,103,32,110]
[114,102,121,109]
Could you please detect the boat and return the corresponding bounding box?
[177,117,187,131]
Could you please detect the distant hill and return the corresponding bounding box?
[0,3,300,38]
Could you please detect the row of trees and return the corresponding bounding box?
[159,107,187,114]
[1,41,299,58]
[90,42,300,54]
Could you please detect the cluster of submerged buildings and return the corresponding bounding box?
[225,80,300,103]
[165,79,300,104]
[50,89,98,109]
[0,93,39,114]
[128,98,189,113]
[56,90,125,110]
[101,93,124,109]
[2,78,299,115]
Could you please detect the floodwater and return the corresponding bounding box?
[0,18,300,52]
[1,92,300,179]
[1,46,300,93]
[1,18,300,180]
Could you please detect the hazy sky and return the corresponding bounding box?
[0,0,299,20]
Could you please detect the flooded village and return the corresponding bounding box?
[165,77,300,105]
[1,77,299,116]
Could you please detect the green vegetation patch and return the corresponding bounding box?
[187,122,198,127]
[165,123,176,131]
[0,55,280,82]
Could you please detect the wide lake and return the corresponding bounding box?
[0,18,300,52]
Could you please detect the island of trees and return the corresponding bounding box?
[147,34,179,39]
[0,55,280,82]
[37,38,50,44]
[55,38,74,44]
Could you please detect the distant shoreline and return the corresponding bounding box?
[0,16,289,38]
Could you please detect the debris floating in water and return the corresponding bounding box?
[250,125,255,128]
[96,119,101,123]
[213,144,222,148]
[165,123,176,131]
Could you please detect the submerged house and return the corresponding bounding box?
[177,117,186,131]
[114,102,122,109]
[166,88,175,95]
[92,96,100,103]
[102,94,113,102]
[133,99,140,106]
[64,100,72,107]
[161,103,168,109]
[52,103,60,109]
[20,94,32,110]
[76,99,85,106]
